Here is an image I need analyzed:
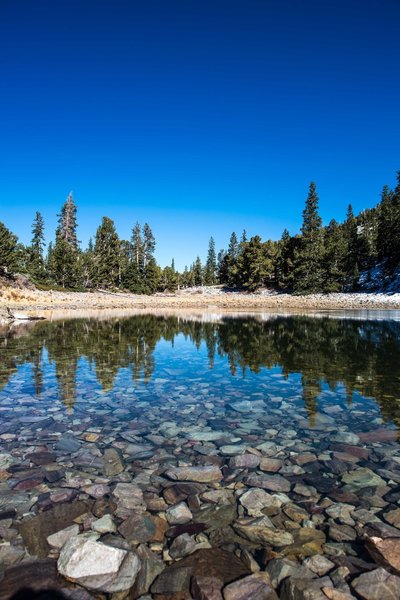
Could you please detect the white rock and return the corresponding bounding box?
[57,534,141,592]
[92,514,117,533]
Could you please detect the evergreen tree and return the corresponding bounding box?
[28,211,46,279]
[159,266,178,291]
[93,217,121,289]
[0,221,19,273]
[143,223,155,268]
[131,222,143,269]
[204,237,217,285]
[322,219,347,292]
[241,229,247,244]
[293,182,324,293]
[275,229,296,290]
[239,236,275,290]
[144,257,161,293]
[343,204,360,287]
[53,193,80,287]
[193,256,203,286]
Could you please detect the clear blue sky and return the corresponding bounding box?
[0,0,399,269]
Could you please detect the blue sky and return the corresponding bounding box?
[1,0,399,269]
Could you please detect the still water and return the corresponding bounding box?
[1,312,400,596]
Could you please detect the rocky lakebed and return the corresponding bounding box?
[1,313,400,600]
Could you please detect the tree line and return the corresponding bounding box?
[1,170,400,293]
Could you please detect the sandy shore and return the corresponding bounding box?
[2,286,400,314]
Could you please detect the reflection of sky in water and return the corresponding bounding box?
[0,313,399,432]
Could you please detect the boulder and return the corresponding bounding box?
[57,534,141,592]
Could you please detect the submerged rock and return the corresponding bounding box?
[165,465,223,483]
[57,533,141,592]
[351,567,400,600]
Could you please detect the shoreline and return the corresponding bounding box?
[2,288,400,314]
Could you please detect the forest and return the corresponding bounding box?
[1,170,400,294]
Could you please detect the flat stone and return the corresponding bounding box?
[47,524,80,549]
[55,436,81,453]
[57,534,141,592]
[166,502,193,525]
[342,468,387,489]
[234,517,294,547]
[113,482,146,513]
[103,448,125,476]
[351,567,400,600]
[245,474,291,492]
[239,488,282,517]
[165,465,223,483]
[223,572,279,600]
[229,454,261,469]
[383,508,400,529]
[259,458,283,473]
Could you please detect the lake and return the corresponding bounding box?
[1,311,400,598]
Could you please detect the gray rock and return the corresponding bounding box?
[351,567,400,600]
[57,534,141,592]
[169,533,197,558]
[245,474,291,493]
[265,558,315,589]
[131,544,165,598]
[165,465,223,483]
[55,435,81,453]
[166,502,193,525]
[92,514,116,534]
[229,454,261,469]
[47,524,80,550]
[280,576,333,600]
[234,517,294,547]
[239,488,282,517]
[103,448,125,476]
[303,555,335,576]
[223,572,279,600]
[342,468,386,489]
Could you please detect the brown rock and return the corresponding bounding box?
[365,536,400,573]
[351,567,400,600]
[223,572,278,600]
[191,575,223,600]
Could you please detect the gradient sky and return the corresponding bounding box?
[1,0,399,269]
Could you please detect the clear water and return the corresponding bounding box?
[1,311,400,585]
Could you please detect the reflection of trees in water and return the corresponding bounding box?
[1,316,400,425]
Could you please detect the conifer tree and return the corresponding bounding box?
[275,229,295,290]
[53,193,80,287]
[93,217,121,289]
[131,222,143,269]
[193,256,203,286]
[343,204,360,286]
[239,236,275,290]
[204,237,217,285]
[143,223,155,268]
[322,219,347,292]
[0,221,19,273]
[28,211,46,279]
[293,182,324,293]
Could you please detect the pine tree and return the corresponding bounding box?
[28,211,46,279]
[275,229,295,290]
[239,236,275,290]
[193,256,203,286]
[56,192,78,249]
[0,221,19,273]
[293,182,324,293]
[131,222,143,269]
[343,204,360,286]
[93,217,121,289]
[53,193,80,287]
[241,230,247,244]
[143,223,155,268]
[204,237,217,285]
[144,257,161,293]
[322,219,347,292]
